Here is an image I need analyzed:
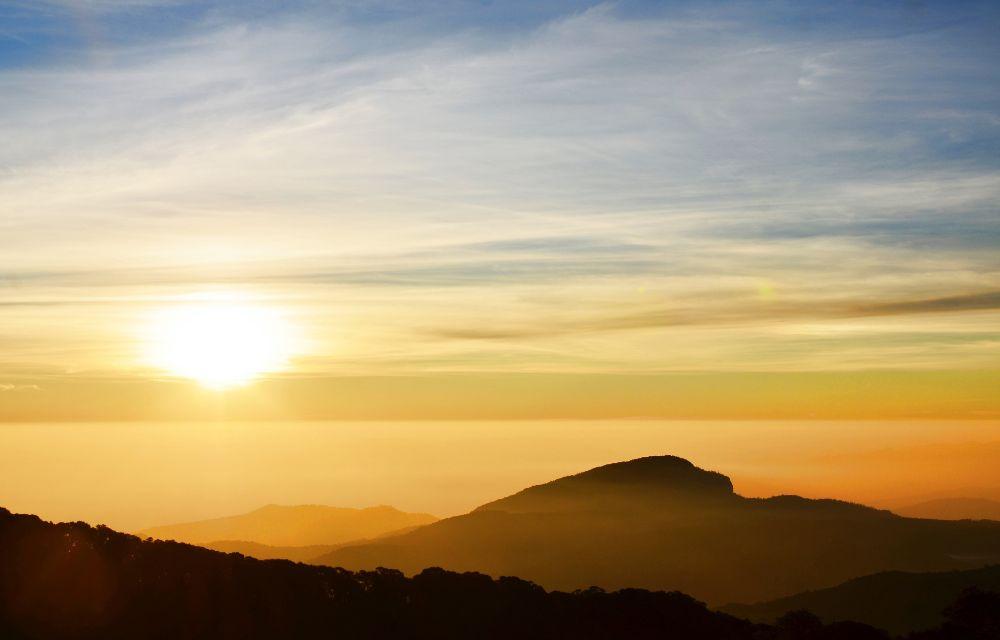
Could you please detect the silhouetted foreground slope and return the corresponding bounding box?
[318,456,1000,604]
[4,508,1000,639]
[722,565,1000,635]
[0,507,907,640]
[138,504,437,547]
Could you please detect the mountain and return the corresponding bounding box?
[475,455,735,513]
[0,506,834,640]
[722,565,1000,635]
[6,505,1000,639]
[137,504,437,547]
[894,498,1000,521]
[317,455,1000,605]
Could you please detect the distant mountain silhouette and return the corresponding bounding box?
[476,455,735,513]
[722,564,1000,635]
[317,455,1000,604]
[138,504,437,548]
[3,506,899,640]
[894,498,1000,521]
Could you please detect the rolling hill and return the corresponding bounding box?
[721,564,1000,635]
[137,504,437,548]
[0,506,806,640]
[317,456,1000,604]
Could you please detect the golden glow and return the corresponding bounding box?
[145,301,295,389]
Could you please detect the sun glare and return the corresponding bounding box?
[145,301,295,389]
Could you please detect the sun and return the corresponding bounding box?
[145,300,295,389]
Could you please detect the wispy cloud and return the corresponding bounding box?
[424,290,1000,341]
[0,383,41,391]
[855,291,1000,317]
[0,1,998,376]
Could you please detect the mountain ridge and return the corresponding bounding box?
[721,564,1000,635]
[475,455,736,514]
[0,506,814,640]
[137,503,438,548]
[14,506,996,639]
[317,455,1000,604]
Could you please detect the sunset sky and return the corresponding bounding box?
[1,0,998,420]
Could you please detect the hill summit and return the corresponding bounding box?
[476,455,735,514]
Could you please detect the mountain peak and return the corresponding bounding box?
[567,455,733,491]
[475,455,734,514]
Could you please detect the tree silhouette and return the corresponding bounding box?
[0,507,995,640]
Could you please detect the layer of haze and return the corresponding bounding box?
[1,419,997,532]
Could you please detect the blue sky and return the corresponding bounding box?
[0,0,998,379]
